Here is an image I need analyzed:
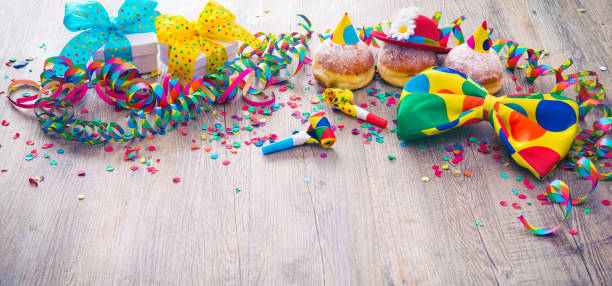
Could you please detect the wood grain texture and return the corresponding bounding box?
[0,0,611,285]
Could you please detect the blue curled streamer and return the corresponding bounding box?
[59,0,160,65]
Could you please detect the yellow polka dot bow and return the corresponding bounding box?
[397,67,579,180]
[156,1,262,81]
[60,0,160,65]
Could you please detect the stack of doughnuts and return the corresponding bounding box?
[314,9,503,93]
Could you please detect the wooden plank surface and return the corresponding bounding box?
[0,0,611,285]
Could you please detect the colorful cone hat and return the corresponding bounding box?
[466,21,492,53]
[331,13,360,45]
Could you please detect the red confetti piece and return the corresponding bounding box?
[568,229,578,235]
[278,86,288,92]
[512,202,520,208]
[360,103,368,108]
[172,177,181,182]
[434,170,443,177]
[518,194,527,199]
[222,160,230,165]
[602,200,611,206]
[515,86,523,91]
[528,88,535,93]
[148,146,156,151]
[80,109,89,114]
[41,143,54,149]
[13,133,20,139]
[77,170,86,176]
[1,120,9,126]
[104,146,114,152]
[28,178,38,187]
[511,76,517,81]
[130,166,139,171]
[500,201,508,206]
[26,140,34,145]
[147,166,158,174]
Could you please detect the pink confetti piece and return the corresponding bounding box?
[13,133,20,139]
[515,86,523,91]
[130,166,139,171]
[104,146,114,152]
[148,146,156,151]
[568,229,578,235]
[1,120,9,126]
[278,86,288,92]
[41,143,54,149]
[77,170,86,176]
[172,177,181,182]
[500,201,508,206]
[26,140,34,145]
[518,194,527,199]
[147,166,158,174]
[222,160,230,165]
[512,202,520,209]
[80,109,88,114]
[602,199,611,205]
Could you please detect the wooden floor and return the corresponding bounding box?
[1,0,611,285]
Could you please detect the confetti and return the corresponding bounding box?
[77,170,86,176]
[172,177,181,182]
[320,153,328,158]
[475,222,483,226]
[584,208,591,213]
[568,229,578,235]
[388,155,396,160]
[106,166,115,172]
[603,200,611,205]
[578,8,586,13]
[222,160,230,165]
[77,195,85,200]
[211,153,219,159]
[104,146,114,152]
[500,173,509,179]
[463,171,472,177]
[421,176,430,182]
[49,160,57,166]
[303,177,310,183]
[500,201,508,206]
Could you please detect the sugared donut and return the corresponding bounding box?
[443,43,503,94]
[312,39,375,90]
[377,42,438,87]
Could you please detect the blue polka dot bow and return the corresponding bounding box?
[397,67,579,179]
[60,0,160,65]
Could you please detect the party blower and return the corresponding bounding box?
[323,88,388,128]
[262,112,336,155]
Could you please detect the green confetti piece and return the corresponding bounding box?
[438,147,444,151]
[337,116,343,120]
[418,145,425,149]
[49,160,57,166]
[468,137,478,142]
[516,176,523,181]
[9,57,16,62]
[43,154,50,158]
[500,173,509,179]
[233,141,241,148]
[475,222,483,226]
[388,155,396,160]
[584,208,591,213]
[532,9,537,14]
[245,126,253,131]
[578,8,586,13]
[106,166,115,171]
[235,188,241,193]
[527,202,532,205]
[442,156,449,161]
[287,84,294,89]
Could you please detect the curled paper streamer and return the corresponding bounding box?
[518,157,599,235]
[323,88,387,128]
[262,112,336,155]
[7,15,313,144]
[60,0,160,65]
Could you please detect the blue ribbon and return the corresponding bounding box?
[60,0,160,65]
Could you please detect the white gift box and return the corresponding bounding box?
[93,32,159,74]
[159,39,239,78]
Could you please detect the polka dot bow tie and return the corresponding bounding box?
[397,67,579,179]
[155,0,262,81]
[60,0,160,65]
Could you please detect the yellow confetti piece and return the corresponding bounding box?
[311,97,321,104]
[421,176,430,182]
[504,162,509,166]
[454,169,461,174]
[441,163,449,170]
[264,9,270,13]
[77,195,85,200]
[201,135,207,140]
[140,157,146,164]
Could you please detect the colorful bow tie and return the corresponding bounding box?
[397,67,579,179]
[155,1,262,80]
[60,0,160,65]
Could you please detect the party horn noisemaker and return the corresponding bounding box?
[323,88,388,128]
[262,112,336,155]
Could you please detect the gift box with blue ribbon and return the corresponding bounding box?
[59,0,160,73]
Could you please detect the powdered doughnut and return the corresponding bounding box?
[442,43,503,94]
[312,39,375,90]
[377,42,438,87]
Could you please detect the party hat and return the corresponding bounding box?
[331,13,360,45]
[466,20,492,53]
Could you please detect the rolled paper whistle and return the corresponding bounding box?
[323,88,388,128]
[262,112,336,155]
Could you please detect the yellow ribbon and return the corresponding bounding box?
[155,1,262,80]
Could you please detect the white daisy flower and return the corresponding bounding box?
[389,7,419,41]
